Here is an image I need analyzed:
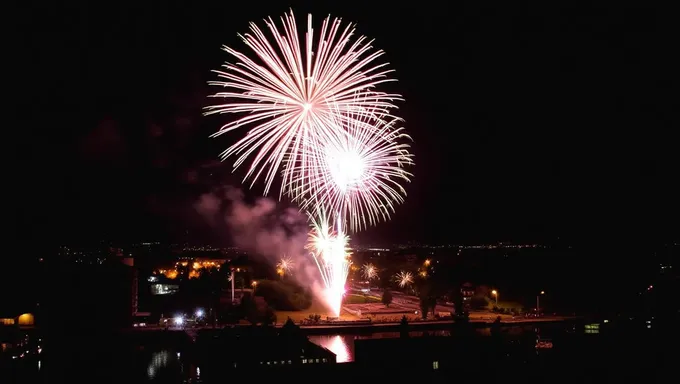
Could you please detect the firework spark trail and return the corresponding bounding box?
[205,10,402,197]
[276,256,294,276]
[361,263,377,280]
[206,10,414,317]
[285,101,414,233]
[395,271,413,288]
[306,207,351,317]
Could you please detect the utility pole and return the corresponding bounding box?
[231,269,235,303]
[536,291,545,315]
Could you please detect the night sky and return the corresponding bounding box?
[13,2,679,247]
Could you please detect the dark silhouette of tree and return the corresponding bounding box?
[382,289,393,307]
[418,283,438,319]
[239,292,259,324]
[263,306,277,326]
[419,295,430,319]
[279,317,305,342]
[399,315,409,338]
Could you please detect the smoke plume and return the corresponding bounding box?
[195,186,323,294]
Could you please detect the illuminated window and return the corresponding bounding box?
[288,360,292,364]
[315,359,319,363]
[322,358,327,363]
[433,361,439,370]
[302,359,307,363]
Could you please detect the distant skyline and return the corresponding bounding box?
[12,2,679,249]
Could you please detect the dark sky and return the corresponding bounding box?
[12,2,679,247]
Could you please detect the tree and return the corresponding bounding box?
[254,280,312,311]
[419,295,429,319]
[399,315,409,338]
[263,306,277,326]
[470,295,489,310]
[239,292,259,324]
[382,289,393,307]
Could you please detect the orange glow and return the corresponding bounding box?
[424,259,431,266]
[17,313,35,326]
[164,269,178,279]
[326,336,350,363]
[188,270,200,279]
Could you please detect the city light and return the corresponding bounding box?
[174,315,184,326]
[195,309,204,318]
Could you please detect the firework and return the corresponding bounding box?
[361,263,378,280]
[276,256,294,276]
[285,102,414,233]
[395,271,413,288]
[306,207,351,317]
[205,10,401,196]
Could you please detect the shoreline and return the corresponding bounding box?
[296,316,580,335]
[123,316,581,336]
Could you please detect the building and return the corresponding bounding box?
[196,320,336,372]
[461,282,475,311]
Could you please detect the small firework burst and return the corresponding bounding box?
[395,271,413,288]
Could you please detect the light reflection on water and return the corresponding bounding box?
[147,350,171,379]
[144,349,203,382]
[309,330,452,362]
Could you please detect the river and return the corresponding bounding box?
[3,317,663,383]
[309,330,455,363]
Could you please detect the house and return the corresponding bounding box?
[195,320,336,372]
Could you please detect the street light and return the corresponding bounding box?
[195,308,204,318]
[491,290,498,305]
[536,291,545,315]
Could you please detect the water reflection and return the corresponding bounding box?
[328,336,350,363]
[310,330,452,362]
[147,350,172,379]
